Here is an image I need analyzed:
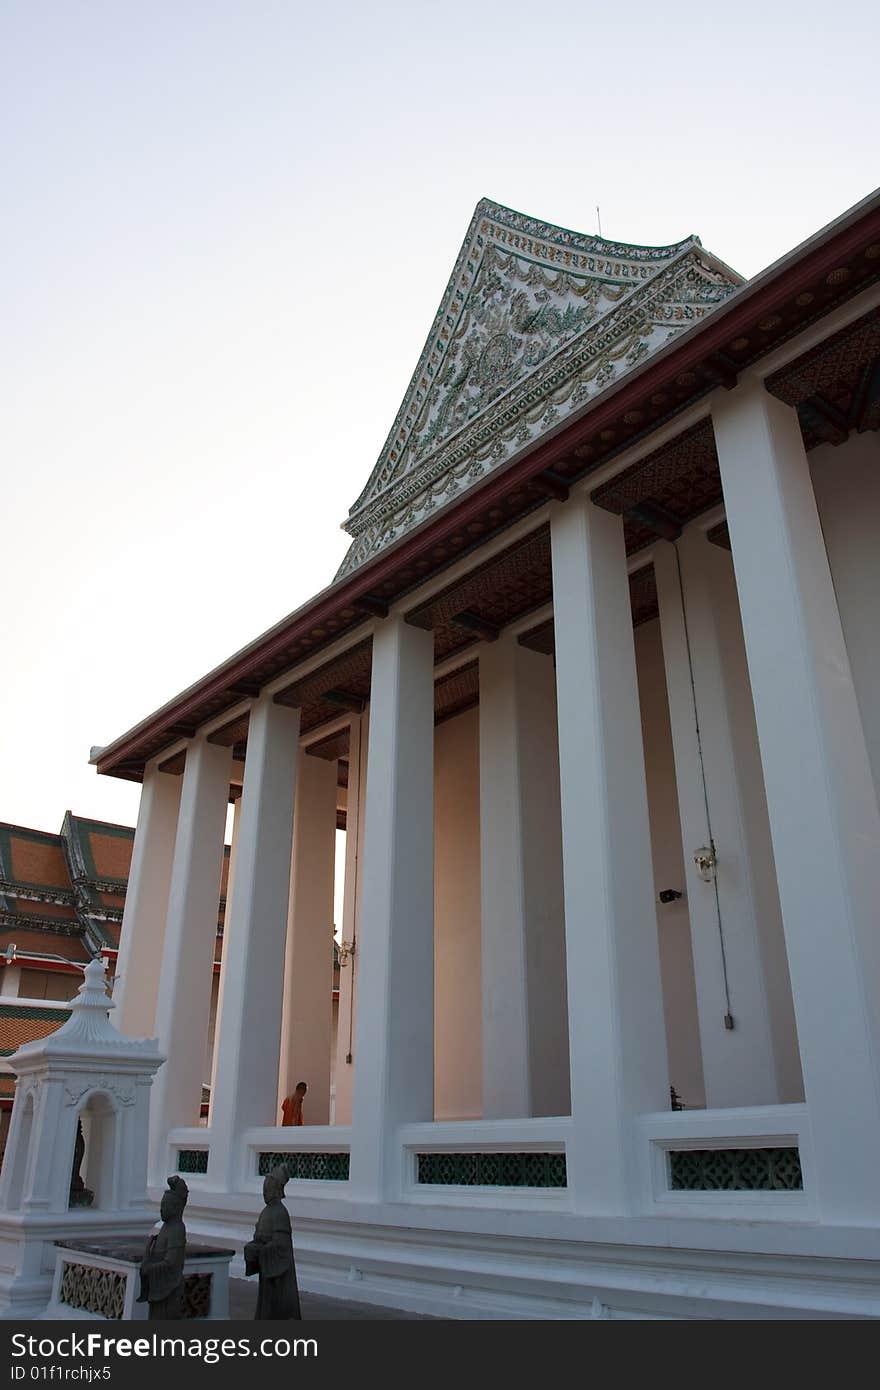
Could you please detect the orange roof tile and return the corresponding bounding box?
[96,921,121,950]
[16,900,78,922]
[87,831,133,882]
[97,893,126,910]
[0,1004,70,1055]
[5,832,69,891]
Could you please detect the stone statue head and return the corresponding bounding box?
[160,1174,189,1223]
[262,1163,289,1203]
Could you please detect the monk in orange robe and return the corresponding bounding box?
[281,1080,307,1126]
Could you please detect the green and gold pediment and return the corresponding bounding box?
[338,199,740,576]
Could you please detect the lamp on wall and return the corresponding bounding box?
[693,845,717,882]
[337,940,356,967]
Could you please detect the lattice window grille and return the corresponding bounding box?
[416,1151,567,1188]
[59,1261,127,1319]
[668,1146,803,1191]
[176,1149,209,1174]
[257,1151,350,1181]
[182,1272,212,1318]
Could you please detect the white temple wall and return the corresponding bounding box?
[516,651,569,1118]
[329,993,338,1120]
[810,429,880,805]
[204,971,220,1112]
[705,543,803,1102]
[333,712,368,1126]
[433,706,482,1121]
[634,618,705,1108]
[279,749,338,1125]
[207,800,242,1123]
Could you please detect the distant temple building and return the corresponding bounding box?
[0,813,341,1163]
[47,190,880,1316]
[0,815,233,1156]
[0,815,131,1154]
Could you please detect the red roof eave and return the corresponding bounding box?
[8,955,82,975]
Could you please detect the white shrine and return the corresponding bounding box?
[0,961,162,1317]
[84,189,880,1319]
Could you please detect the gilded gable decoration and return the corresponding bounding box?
[338,199,740,575]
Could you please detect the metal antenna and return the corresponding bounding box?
[596,205,602,238]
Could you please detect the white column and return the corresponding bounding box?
[479,638,568,1119]
[2,965,21,998]
[333,714,367,1126]
[150,738,232,1183]
[207,695,301,1191]
[713,380,880,1223]
[207,794,243,1110]
[113,762,182,1038]
[349,618,434,1201]
[278,749,337,1125]
[654,533,781,1106]
[551,493,669,1214]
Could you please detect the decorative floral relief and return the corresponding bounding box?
[64,1077,135,1108]
[335,207,737,578]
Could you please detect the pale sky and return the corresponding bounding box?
[2,0,878,842]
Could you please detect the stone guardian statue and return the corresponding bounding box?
[244,1163,301,1319]
[137,1175,189,1318]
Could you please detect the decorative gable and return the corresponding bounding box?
[338,199,740,576]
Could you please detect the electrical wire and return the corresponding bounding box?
[345,712,365,1063]
[673,543,734,1028]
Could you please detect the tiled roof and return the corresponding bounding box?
[61,813,133,887]
[15,900,78,922]
[0,824,72,893]
[0,812,226,965]
[0,928,90,962]
[0,813,139,966]
[0,1003,70,1055]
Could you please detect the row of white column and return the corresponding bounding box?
[349,378,880,1220]
[115,377,880,1224]
[114,700,338,1190]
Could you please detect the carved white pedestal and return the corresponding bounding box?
[45,1239,234,1320]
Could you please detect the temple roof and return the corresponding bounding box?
[89,187,880,784]
[339,199,741,575]
[0,1002,72,1055]
[0,814,231,972]
[0,816,135,958]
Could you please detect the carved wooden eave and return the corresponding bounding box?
[765,305,880,446]
[338,199,741,577]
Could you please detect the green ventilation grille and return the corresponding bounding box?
[416,1152,567,1187]
[669,1146,802,1190]
[257,1152,350,1181]
[175,1149,209,1175]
